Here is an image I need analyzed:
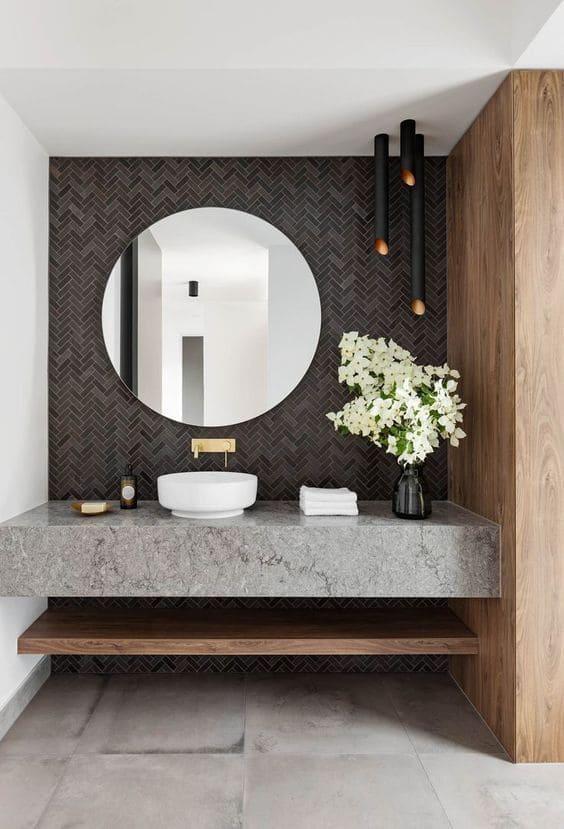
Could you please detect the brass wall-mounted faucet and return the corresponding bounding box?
[191,438,236,468]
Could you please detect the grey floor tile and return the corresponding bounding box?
[0,757,67,829]
[383,673,505,757]
[421,753,564,828]
[76,674,245,755]
[0,676,105,758]
[38,754,243,829]
[244,674,413,755]
[244,754,451,829]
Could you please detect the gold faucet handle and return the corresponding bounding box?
[223,439,235,466]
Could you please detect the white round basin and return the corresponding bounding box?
[157,471,258,519]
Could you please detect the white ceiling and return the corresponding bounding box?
[0,0,563,156]
[515,2,564,66]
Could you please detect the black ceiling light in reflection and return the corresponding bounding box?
[400,119,416,186]
[188,281,199,297]
[374,133,390,255]
[410,133,426,316]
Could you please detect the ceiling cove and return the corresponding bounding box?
[0,1,562,155]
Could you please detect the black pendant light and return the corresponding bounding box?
[374,133,389,255]
[188,280,199,297]
[400,119,416,186]
[410,133,425,315]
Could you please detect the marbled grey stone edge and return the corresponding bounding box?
[0,502,500,598]
[0,656,50,740]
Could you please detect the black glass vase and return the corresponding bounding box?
[392,463,432,519]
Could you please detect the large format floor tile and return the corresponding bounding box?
[244,754,451,829]
[383,673,505,757]
[38,754,244,829]
[421,753,564,828]
[244,674,413,755]
[0,757,67,829]
[4,671,564,828]
[0,676,105,758]
[76,674,245,754]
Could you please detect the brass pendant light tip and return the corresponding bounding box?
[400,169,416,186]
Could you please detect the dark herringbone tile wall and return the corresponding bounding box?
[49,156,447,674]
[49,156,447,502]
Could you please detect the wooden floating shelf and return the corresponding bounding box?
[18,607,478,656]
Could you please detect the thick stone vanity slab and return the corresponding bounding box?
[0,501,499,598]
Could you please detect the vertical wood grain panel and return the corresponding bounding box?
[447,74,516,758]
[449,70,564,762]
[514,71,564,762]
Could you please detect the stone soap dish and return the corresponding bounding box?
[71,501,112,515]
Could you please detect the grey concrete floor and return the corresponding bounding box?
[0,672,563,828]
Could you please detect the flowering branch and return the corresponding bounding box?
[327,333,466,466]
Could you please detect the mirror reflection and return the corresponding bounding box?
[102,208,321,426]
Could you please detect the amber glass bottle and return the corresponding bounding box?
[120,464,137,509]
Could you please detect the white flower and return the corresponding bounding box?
[327,333,466,464]
[449,428,467,447]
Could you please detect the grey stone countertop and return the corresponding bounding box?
[0,501,500,598]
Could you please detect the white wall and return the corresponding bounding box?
[161,247,268,424]
[204,301,268,426]
[0,93,49,713]
[267,245,321,407]
[161,272,204,421]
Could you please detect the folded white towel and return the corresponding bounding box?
[299,485,357,504]
[300,504,359,516]
[300,498,358,510]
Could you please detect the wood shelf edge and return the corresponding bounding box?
[18,607,479,657]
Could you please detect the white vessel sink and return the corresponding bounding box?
[157,471,258,519]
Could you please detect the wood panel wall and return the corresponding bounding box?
[448,71,564,762]
[513,71,564,762]
[447,75,516,758]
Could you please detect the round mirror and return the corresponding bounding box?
[102,208,321,426]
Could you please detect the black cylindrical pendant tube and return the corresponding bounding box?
[374,133,389,255]
[400,119,416,186]
[188,280,199,297]
[410,133,425,315]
